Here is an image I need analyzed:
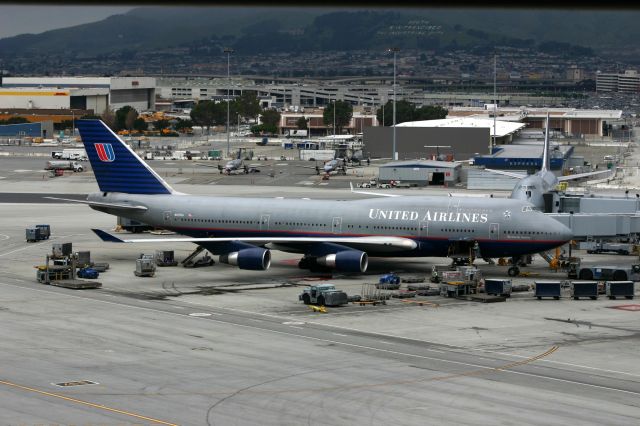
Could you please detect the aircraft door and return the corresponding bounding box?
[260,214,270,231]
[332,217,342,234]
[489,223,499,240]
[163,211,172,225]
[418,221,428,237]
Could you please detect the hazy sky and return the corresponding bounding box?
[0,5,136,39]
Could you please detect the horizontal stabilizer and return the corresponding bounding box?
[557,169,613,182]
[483,168,527,179]
[44,197,148,211]
[92,229,125,242]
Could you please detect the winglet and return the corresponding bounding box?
[92,228,125,243]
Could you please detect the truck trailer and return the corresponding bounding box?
[45,160,84,172]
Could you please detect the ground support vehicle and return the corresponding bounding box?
[585,242,633,255]
[77,268,99,279]
[376,273,400,289]
[299,284,348,306]
[45,160,83,172]
[577,265,640,281]
[183,254,215,268]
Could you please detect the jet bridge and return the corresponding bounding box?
[548,213,640,239]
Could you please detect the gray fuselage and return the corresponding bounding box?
[89,192,572,259]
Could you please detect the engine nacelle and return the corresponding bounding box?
[219,248,271,270]
[316,250,368,273]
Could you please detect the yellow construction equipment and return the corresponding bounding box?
[309,305,327,313]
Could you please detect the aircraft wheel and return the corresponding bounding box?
[302,294,311,305]
[317,295,325,306]
[508,266,519,277]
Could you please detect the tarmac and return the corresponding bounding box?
[0,137,639,425]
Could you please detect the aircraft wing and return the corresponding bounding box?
[557,169,613,182]
[91,229,417,252]
[483,168,527,179]
[349,183,402,197]
[194,163,221,168]
[45,197,148,211]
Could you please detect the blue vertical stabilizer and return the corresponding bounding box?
[76,120,173,194]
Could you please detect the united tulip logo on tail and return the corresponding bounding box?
[95,143,115,162]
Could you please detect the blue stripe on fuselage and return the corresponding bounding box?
[166,225,565,258]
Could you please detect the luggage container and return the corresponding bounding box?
[484,278,512,297]
[35,224,50,239]
[25,228,40,242]
[134,258,156,277]
[52,242,73,258]
[155,250,178,266]
[570,281,598,300]
[75,251,91,268]
[606,281,635,300]
[534,281,561,300]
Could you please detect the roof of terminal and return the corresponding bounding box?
[396,117,526,138]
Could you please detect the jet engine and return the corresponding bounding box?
[315,250,368,273]
[219,247,271,270]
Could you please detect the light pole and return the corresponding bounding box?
[71,109,74,138]
[224,47,234,157]
[333,98,336,137]
[388,47,400,160]
[492,53,497,153]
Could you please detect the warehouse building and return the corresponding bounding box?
[0,121,53,138]
[378,160,461,186]
[363,117,524,161]
[0,76,156,113]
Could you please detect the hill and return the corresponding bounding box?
[0,7,637,59]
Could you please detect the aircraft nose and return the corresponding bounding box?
[558,222,573,243]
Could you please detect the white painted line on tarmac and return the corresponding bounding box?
[0,234,10,241]
[189,312,212,317]
[378,340,394,345]
[332,333,348,337]
[288,326,304,330]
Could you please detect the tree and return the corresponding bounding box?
[415,105,448,121]
[100,109,116,130]
[235,90,261,122]
[190,100,217,133]
[260,109,281,129]
[377,100,437,126]
[133,118,148,132]
[174,118,193,132]
[153,119,170,130]
[323,100,352,134]
[296,116,308,130]
[0,117,29,124]
[115,105,136,131]
[125,109,138,131]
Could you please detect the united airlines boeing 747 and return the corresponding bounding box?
[61,120,572,276]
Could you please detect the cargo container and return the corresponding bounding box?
[605,281,635,299]
[534,281,561,300]
[571,281,598,300]
[484,278,512,297]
